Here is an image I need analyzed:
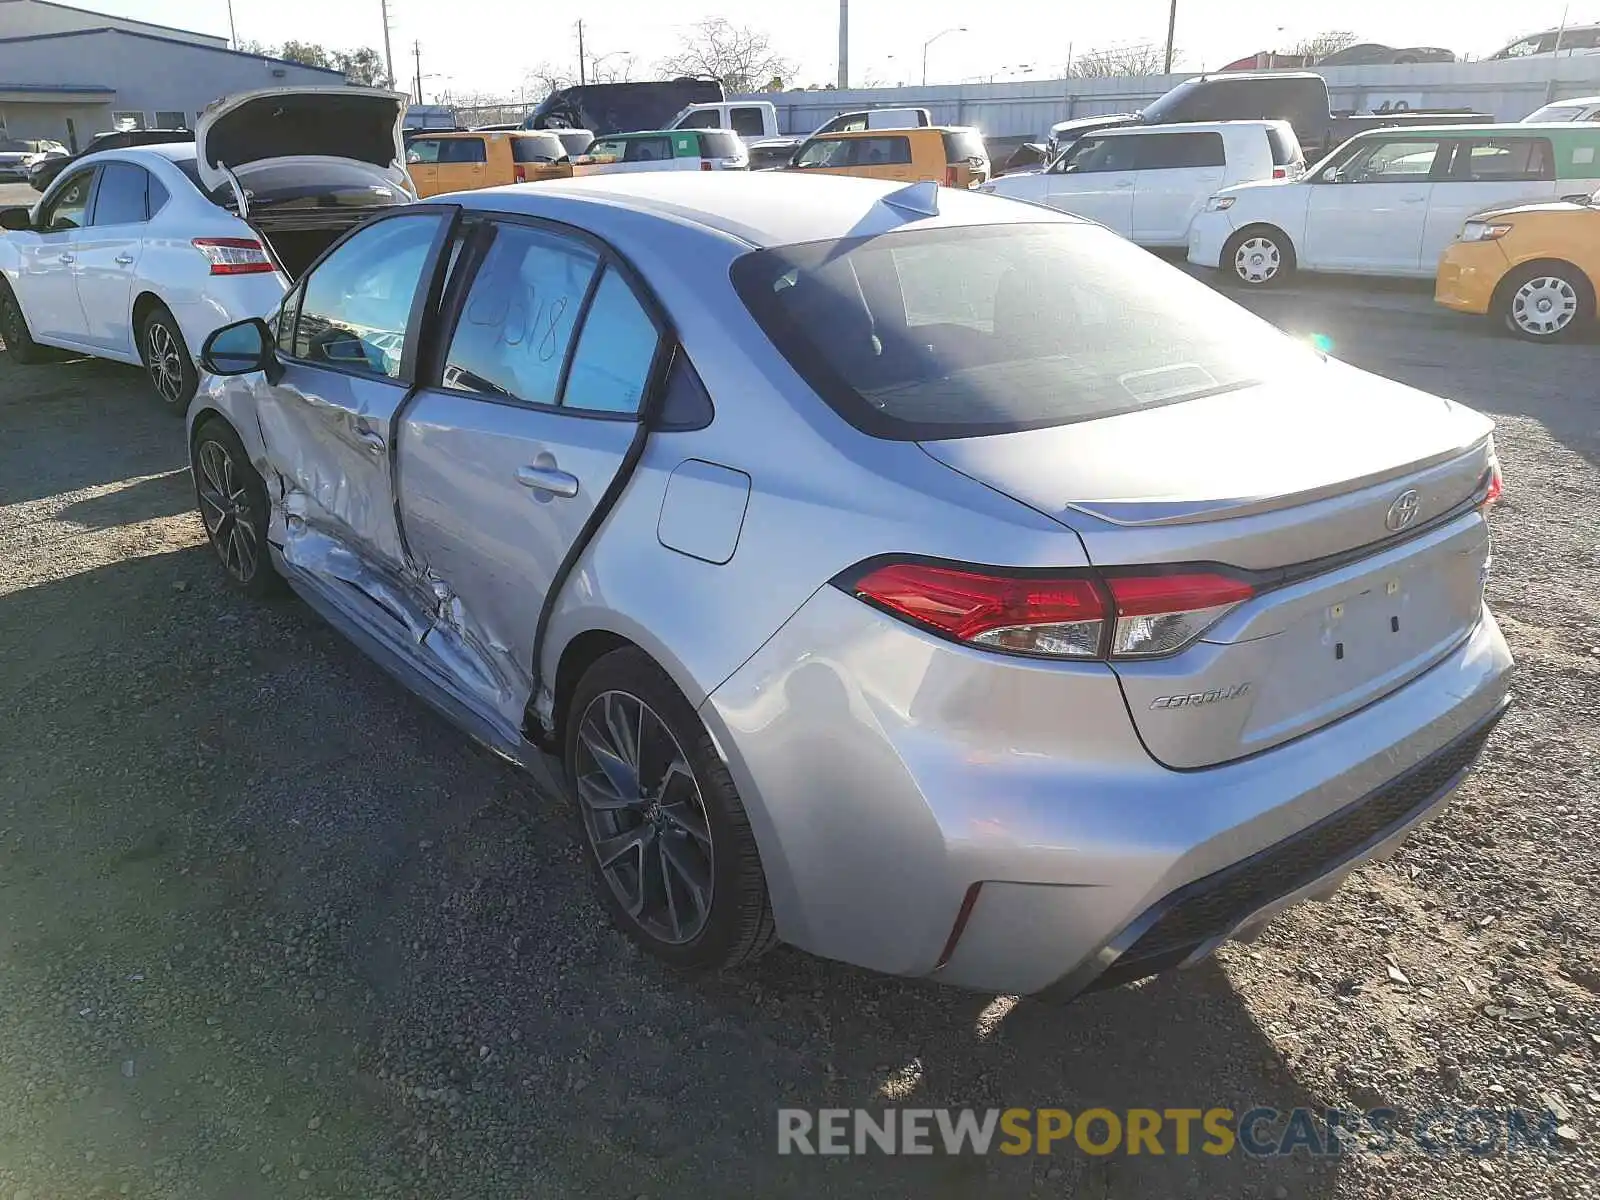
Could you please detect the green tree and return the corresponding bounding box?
[277,40,335,70]
[336,47,388,87]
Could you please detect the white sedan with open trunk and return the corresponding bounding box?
[0,86,414,410]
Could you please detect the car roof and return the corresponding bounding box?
[1345,121,1595,137]
[809,126,977,138]
[454,171,1080,249]
[1095,119,1292,135]
[127,142,198,163]
[1537,95,1600,105]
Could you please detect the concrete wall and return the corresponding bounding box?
[742,58,1600,139]
[0,28,347,143]
[0,0,227,48]
[0,99,105,142]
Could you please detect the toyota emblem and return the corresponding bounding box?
[1385,489,1421,532]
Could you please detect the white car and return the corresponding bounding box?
[1188,124,1600,285]
[982,121,1303,249]
[576,129,748,177]
[0,86,414,409]
[1489,23,1600,59]
[1522,95,1600,123]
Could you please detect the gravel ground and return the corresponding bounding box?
[0,288,1595,1200]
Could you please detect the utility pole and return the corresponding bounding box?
[1162,0,1178,74]
[577,19,586,86]
[837,0,848,89]
[412,40,423,104]
[225,0,237,49]
[380,0,396,90]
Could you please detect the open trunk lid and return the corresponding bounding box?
[920,363,1497,769]
[195,86,413,202]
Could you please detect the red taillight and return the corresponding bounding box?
[1480,458,1503,513]
[514,163,527,182]
[844,560,1255,660]
[1104,572,1255,658]
[192,237,275,275]
[944,165,958,186]
[851,561,1107,658]
[1272,166,1287,179]
[700,159,713,171]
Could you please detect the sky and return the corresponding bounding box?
[89,0,1585,100]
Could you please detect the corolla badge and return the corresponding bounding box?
[1385,488,1422,532]
[1150,683,1251,710]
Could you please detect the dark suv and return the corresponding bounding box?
[28,128,192,192]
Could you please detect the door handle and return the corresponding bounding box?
[1113,180,1132,188]
[358,430,386,454]
[1399,196,1427,204]
[516,464,579,498]
[115,254,135,265]
[58,253,75,263]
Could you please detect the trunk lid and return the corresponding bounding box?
[920,362,1497,769]
[194,86,413,200]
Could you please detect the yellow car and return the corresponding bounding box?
[405,130,572,198]
[784,126,990,188]
[1436,193,1600,342]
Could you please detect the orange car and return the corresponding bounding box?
[1435,192,1600,342]
[405,130,572,197]
[784,126,990,188]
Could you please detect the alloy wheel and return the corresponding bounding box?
[0,293,23,346]
[573,690,715,945]
[1234,237,1281,284]
[146,321,187,406]
[1510,276,1579,337]
[195,438,259,583]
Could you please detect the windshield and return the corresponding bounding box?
[731,222,1320,441]
[1524,103,1588,122]
[1140,81,1201,123]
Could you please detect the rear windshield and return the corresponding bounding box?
[941,130,986,163]
[1267,125,1301,165]
[512,133,566,163]
[730,222,1318,441]
[699,131,744,159]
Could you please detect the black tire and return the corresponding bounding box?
[1221,225,1296,288]
[1493,262,1595,344]
[191,416,282,597]
[140,304,199,412]
[564,647,777,972]
[0,277,47,365]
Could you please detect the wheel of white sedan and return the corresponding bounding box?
[140,305,199,412]
[1223,227,1295,288]
[1497,263,1594,343]
[0,278,46,364]
[564,647,776,971]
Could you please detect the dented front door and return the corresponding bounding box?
[257,209,455,587]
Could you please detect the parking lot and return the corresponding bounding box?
[0,278,1596,1200]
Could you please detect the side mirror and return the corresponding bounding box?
[0,206,33,232]
[1319,167,1345,184]
[201,317,279,381]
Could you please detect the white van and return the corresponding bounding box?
[1522,95,1600,123]
[1188,123,1600,284]
[982,121,1303,248]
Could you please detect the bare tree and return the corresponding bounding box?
[1289,30,1361,59]
[657,19,795,94]
[1071,42,1172,78]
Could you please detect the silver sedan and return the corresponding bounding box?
[188,172,1512,997]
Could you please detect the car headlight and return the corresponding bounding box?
[1205,196,1236,212]
[1460,221,1512,242]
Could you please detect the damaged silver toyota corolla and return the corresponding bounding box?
[187,172,1511,997]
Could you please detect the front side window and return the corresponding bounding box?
[406,139,443,164]
[1055,135,1137,174]
[1132,131,1226,170]
[41,169,95,230]
[732,222,1319,441]
[90,162,151,226]
[793,137,853,168]
[730,107,766,137]
[563,268,661,415]
[587,138,627,160]
[678,109,721,129]
[1451,137,1555,182]
[291,213,444,379]
[1340,139,1443,182]
[437,138,488,164]
[441,222,598,404]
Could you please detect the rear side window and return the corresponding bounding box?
[441,222,598,405]
[1451,137,1555,182]
[90,161,152,225]
[730,107,767,137]
[512,134,564,163]
[437,138,488,164]
[562,268,661,415]
[678,109,721,129]
[1266,126,1301,165]
[699,131,743,159]
[941,130,986,163]
[731,222,1317,441]
[292,213,444,379]
[1132,132,1225,170]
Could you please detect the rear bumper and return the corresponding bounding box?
[702,589,1512,994]
[1435,242,1509,315]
